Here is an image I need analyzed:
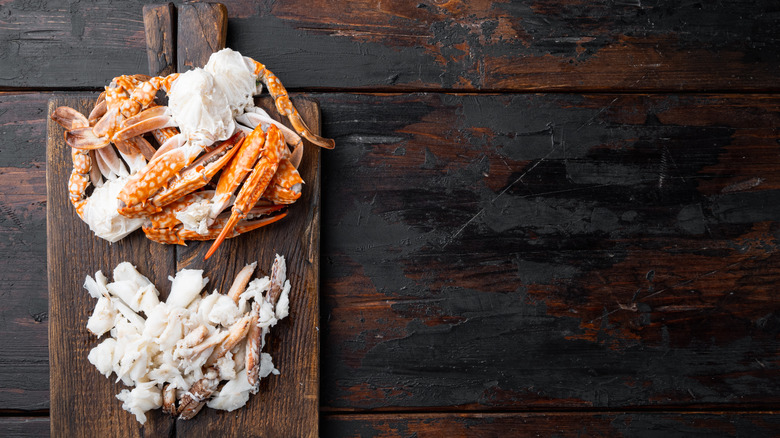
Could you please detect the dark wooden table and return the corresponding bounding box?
[1,1,778,436]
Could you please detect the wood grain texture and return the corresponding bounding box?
[316,93,780,410]
[322,412,780,438]
[0,93,52,411]
[47,97,176,437]
[143,3,176,77]
[174,96,321,438]
[45,95,320,436]
[0,417,50,438]
[0,1,778,91]
[3,412,780,438]
[177,3,227,73]
[3,91,778,427]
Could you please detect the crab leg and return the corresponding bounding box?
[68,149,91,218]
[88,93,107,125]
[152,127,180,146]
[205,125,287,260]
[125,135,157,161]
[262,158,304,204]
[177,367,219,420]
[152,132,243,208]
[114,106,175,141]
[152,133,186,160]
[208,123,268,220]
[245,302,262,386]
[177,209,286,243]
[227,262,257,303]
[247,255,286,387]
[248,59,335,150]
[51,106,89,130]
[97,146,128,178]
[117,144,202,216]
[143,205,285,245]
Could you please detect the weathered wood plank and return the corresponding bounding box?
[317,93,780,410]
[0,1,777,91]
[322,412,780,438]
[174,96,320,437]
[0,92,58,411]
[143,3,176,77]
[177,2,227,73]
[2,92,780,415]
[2,412,780,438]
[47,97,175,436]
[0,417,50,438]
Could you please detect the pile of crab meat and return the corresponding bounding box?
[83,255,290,423]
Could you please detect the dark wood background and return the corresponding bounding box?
[0,1,778,436]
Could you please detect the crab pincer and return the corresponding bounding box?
[205,125,287,260]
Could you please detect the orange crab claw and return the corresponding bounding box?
[202,211,288,259]
[263,159,304,204]
[250,60,335,150]
[205,126,287,260]
[117,144,202,215]
[152,132,244,207]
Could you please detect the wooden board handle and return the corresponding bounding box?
[143,3,176,76]
[177,2,228,72]
[144,2,227,75]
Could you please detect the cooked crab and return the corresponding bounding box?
[51,48,334,258]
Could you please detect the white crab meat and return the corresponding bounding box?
[174,197,213,235]
[83,255,291,423]
[204,48,262,116]
[88,338,117,377]
[167,68,234,147]
[208,294,242,326]
[116,381,162,425]
[80,177,145,242]
[167,269,208,309]
[87,296,117,337]
[206,368,254,412]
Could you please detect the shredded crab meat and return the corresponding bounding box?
[80,177,145,242]
[83,256,290,424]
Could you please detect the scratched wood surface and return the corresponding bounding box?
[0,0,778,91]
[45,95,320,437]
[1,0,780,436]
[3,91,779,436]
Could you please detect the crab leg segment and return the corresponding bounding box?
[263,159,304,204]
[51,106,89,130]
[117,144,202,216]
[114,105,174,141]
[205,125,286,260]
[143,206,285,245]
[152,132,243,208]
[209,123,268,220]
[68,149,91,218]
[178,209,287,243]
[247,255,286,387]
[249,60,335,150]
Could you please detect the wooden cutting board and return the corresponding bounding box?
[47,5,320,437]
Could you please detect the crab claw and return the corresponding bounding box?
[117,144,202,215]
[151,132,243,208]
[205,126,286,260]
[249,60,335,150]
[262,159,304,204]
